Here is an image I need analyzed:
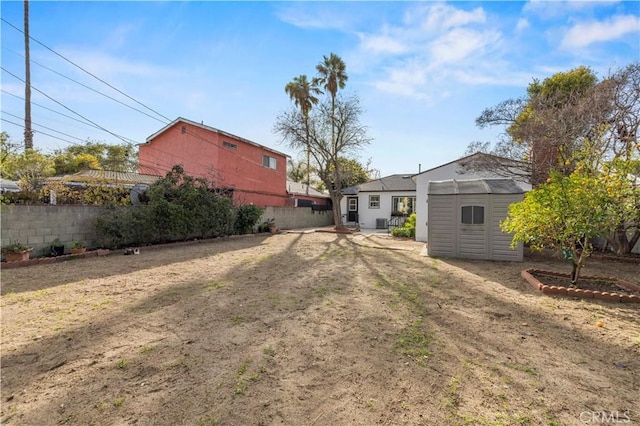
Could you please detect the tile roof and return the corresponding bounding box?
[47,169,161,186]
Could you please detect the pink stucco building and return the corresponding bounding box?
[138,117,289,207]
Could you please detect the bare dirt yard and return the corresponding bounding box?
[1,232,639,426]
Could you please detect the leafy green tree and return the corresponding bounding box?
[0,132,20,166]
[501,168,629,283]
[599,158,640,254]
[331,157,377,189]
[287,158,308,183]
[473,66,600,186]
[0,133,55,190]
[53,141,137,174]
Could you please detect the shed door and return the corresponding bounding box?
[347,197,358,222]
[458,198,487,259]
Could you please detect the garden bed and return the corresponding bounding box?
[522,268,640,303]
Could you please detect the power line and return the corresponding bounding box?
[2,110,90,143]
[2,66,141,145]
[2,46,168,124]
[2,89,137,142]
[1,17,173,124]
[2,117,76,145]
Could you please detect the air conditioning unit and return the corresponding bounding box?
[376,218,388,229]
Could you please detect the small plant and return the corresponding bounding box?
[71,240,86,249]
[70,240,87,254]
[1,241,33,254]
[115,358,128,369]
[257,218,276,233]
[113,397,124,407]
[394,319,431,358]
[49,238,65,256]
[139,345,154,354]
[262,346,275,357]
[391,213,416,238]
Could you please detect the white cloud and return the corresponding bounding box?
[56,48,171,79]
[373,60,429,100]
[351,3,514,100]
[358,33,408,55]
[561,15,640,48]
[406,3,486,32]
[429,28,501,66]
[275,4,353,31]
[516,18,530,32]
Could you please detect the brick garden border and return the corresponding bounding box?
[0,249,111,270]
[0,233,268,270]
[521,268,640,303]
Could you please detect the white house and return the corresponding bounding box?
[340,174,416,229]
[413,153,531,242]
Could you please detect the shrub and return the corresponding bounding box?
[391,213,416,238]
[234,205,264,235]
[94,166,237,248]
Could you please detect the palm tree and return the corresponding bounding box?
[315,53,347,206]
[315,53,348,146]
[285,74,321,193]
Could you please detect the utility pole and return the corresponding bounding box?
[24,0,34,151]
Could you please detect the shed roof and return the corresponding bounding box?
[342,174,416,195]
[428,178,524,195]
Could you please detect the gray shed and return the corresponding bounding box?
[427,178,524,261]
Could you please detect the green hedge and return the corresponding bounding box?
[94,166,263,248]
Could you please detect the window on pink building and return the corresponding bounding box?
[262,155,277,169]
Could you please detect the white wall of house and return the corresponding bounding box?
[340,191,416,229]
[414,161,531,242]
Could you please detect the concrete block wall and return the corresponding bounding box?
[260,206,334,230]
[1,205,334,260]
[1,205,107,258]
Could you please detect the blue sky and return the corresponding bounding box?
[1,1,638,176]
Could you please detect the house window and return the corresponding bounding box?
[391,196,416,216]
[181,125,186,134]
[262,155,277,169]
[369,195,380,208]
[461,205,484,224]
[223,141,237,150]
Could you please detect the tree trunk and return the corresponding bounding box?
[304,121,310,195]
[570,260,580,284]
[331,191,343,228]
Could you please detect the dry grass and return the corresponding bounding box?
[1,232,638,425]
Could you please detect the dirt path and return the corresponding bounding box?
[1,232,639,425]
